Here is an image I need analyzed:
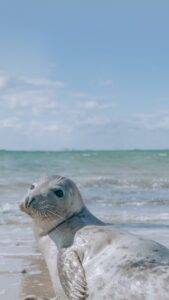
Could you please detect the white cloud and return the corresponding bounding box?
[133,111,169,130]
[78,100,102,109]
[0,117,22,129]
[82,116,111,126]
[30,121,72,134]
[0,73,10,89]
[0,89,60,115]
[71,92,87,99]
[20,76,64,88]
[0,70,169,150]
[77,100,115,110]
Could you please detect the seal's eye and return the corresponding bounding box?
[30,184,35,190]
[53,189,64,198]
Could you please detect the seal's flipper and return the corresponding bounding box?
[57,249,88,299]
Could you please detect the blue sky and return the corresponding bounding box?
[0,0,169,150]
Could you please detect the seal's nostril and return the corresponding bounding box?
[25,196,36,207]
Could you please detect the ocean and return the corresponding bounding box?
[0,150,169,299]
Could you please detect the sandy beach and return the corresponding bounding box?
[0,220,54,300]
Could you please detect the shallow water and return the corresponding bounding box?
[0,150,169,299]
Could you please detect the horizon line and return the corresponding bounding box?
[0,148,169,152]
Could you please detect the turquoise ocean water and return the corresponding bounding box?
[0,150,169,298]
[1,150,169,224]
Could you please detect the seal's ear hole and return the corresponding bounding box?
[53,189,64,198]
[30,184,35,190]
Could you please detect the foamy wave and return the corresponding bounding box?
[100,212,169,225]
[88,198,169,207]
[0,203,18,213]
[79,176,169,190]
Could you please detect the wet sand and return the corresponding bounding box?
[21,256,54,299]
[0,255,54,300]
[0,221,54,300]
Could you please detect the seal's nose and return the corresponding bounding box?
[25,196,36,208]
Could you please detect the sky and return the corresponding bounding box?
[0,0,169,150]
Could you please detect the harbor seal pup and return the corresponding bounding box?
[20,175,169,300]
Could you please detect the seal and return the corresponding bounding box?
[20,175,169,300]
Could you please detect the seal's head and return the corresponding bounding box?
[20,175,84,235]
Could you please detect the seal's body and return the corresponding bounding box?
[20,176,169,300]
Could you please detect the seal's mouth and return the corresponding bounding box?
[19,201,32,216]
[20,194,37,214]
[20,202,26,212]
